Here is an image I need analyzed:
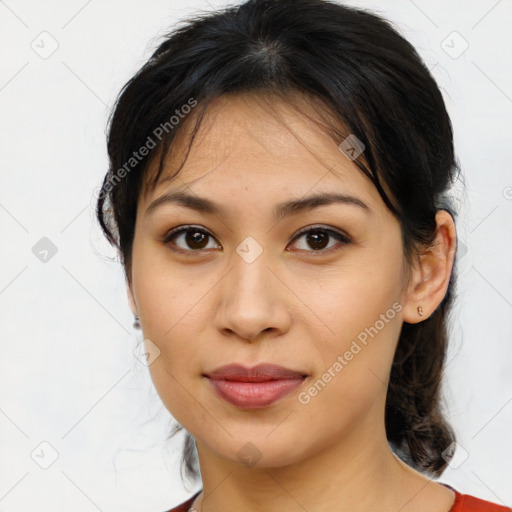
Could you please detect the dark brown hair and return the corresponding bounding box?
[96,0,462,486]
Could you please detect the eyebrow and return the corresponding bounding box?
[145,189,372,220]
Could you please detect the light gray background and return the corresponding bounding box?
[1,0,511,510]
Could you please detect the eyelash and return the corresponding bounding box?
[162,224,351,257]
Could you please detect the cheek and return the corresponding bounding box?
[131,245,228,414]
[296,301,402,441]
[294,251,403,402]
[140,284,207,425]
[292,248,403,343]
[133,240,207,338]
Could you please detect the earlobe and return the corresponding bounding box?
[402,210,457,324]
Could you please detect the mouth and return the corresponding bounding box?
[203,363,308,409]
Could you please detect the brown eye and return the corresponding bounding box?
[289,226,351,255]
[163,226,218,253]
[162,224,350,257]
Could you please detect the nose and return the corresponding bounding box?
[214,250,292,342]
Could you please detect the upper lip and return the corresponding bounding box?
[205,363,308,382]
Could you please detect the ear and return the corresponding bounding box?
[127,280,139,317]
[123,251,139,317]
[402,210,457,324]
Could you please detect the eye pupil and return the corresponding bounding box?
[186,230,208,249]
[307,230,329,250]
[166,225,347,255]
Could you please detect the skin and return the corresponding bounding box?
[127,92,457,512]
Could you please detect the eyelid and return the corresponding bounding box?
[291,224,351,243]
[287,224,351,256]
[162,224,351,255]
[162,225,219,256]
[163,224,211,242]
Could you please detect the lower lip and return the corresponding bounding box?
[207,377,304,409]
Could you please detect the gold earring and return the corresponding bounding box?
[417,306,423,317]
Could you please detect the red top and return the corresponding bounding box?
[163,487,511,512]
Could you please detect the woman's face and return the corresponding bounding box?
[128,93,413,469]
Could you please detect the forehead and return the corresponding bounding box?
[140,92,383,211]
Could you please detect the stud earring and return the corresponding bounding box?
[417,306,423,317]
[133,315,141,329]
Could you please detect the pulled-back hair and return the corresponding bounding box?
[96,0,462,485]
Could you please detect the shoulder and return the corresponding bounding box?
[161,490,201,512]
[451,489,511,512]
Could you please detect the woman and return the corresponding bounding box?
[95,0,511,510]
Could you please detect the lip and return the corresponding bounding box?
[204,363,308,409]
[205,363,307,381]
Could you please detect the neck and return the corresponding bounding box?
[191,409,448,512]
